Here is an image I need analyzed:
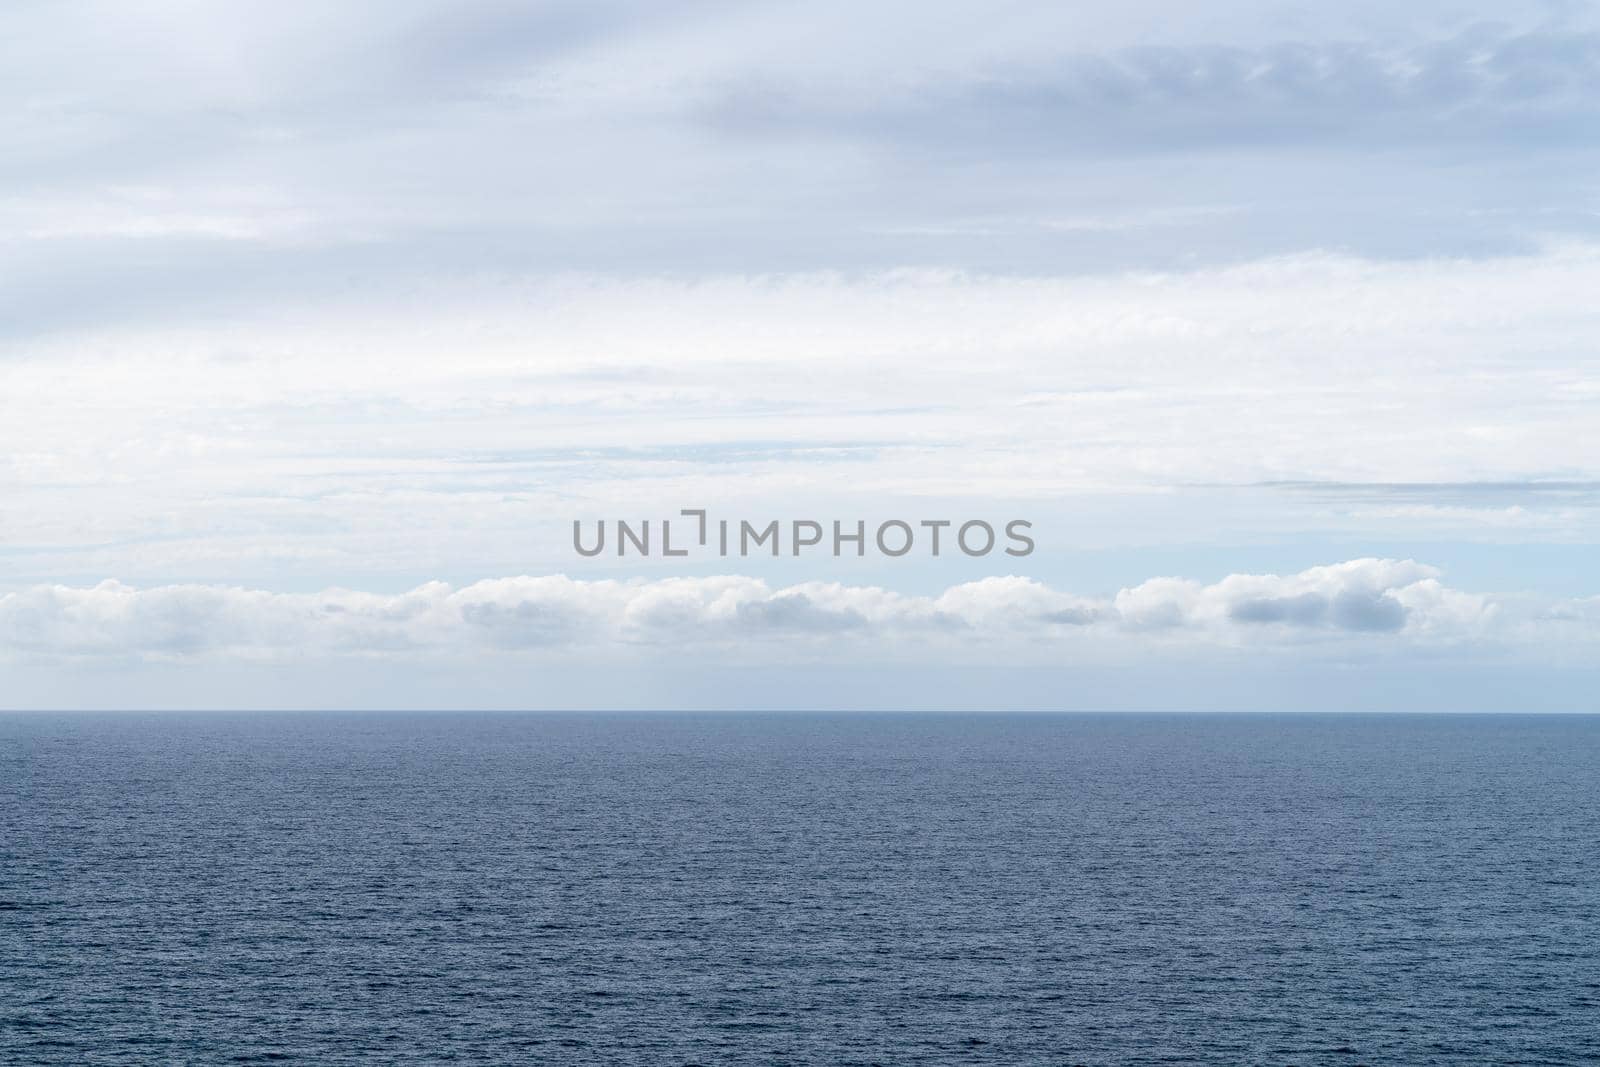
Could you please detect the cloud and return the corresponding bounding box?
[5,246,1600,588]
[708,25,1600,157]
[3,1,1598,692]
[0,560,1545,664]
[6,4,1600,321]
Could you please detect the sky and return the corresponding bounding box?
[3,0,1599,709]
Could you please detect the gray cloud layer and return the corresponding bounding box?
[6,2,1600,342]
[711,25,1600,155]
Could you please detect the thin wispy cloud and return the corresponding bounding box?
[5,250,1599,588]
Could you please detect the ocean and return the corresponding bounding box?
[4,712,1598,1065]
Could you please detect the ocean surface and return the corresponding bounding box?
[3,712,1598,1065]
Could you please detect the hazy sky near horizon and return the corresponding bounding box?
[3,1,1599,708]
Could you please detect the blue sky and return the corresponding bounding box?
[3,1,1599,709]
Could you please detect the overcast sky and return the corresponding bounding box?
[3,1,1599,709]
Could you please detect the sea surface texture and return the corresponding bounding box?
[3,712,1598,1065]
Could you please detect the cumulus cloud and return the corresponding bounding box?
[1107,560,1494,638]
[0,560,1545,663]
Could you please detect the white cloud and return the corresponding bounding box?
[0,560,1563,664]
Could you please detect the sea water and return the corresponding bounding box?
[4,712,1598,1064]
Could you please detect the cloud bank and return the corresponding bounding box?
[3,559,1563,664]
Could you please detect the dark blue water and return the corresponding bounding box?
[4,713,1598,1065]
